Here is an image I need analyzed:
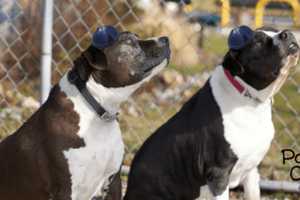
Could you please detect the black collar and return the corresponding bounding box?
[67,69,118,122]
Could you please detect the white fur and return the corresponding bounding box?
[60,59,168,200]
[259,30,278,38]
[243,168,260,200]
[199,66,275,200]
[260,30,281,46]
[215,66,274,187]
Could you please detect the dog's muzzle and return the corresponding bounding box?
[288,43,299,55]
[278,30,300,55]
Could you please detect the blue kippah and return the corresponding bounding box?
[228,26,253,50]
[92,26,119,49]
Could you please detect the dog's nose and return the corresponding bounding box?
[159,37,169,45]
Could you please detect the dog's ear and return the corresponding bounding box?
[73,56,93,81]
[228,26,253,50]
[83,46,107,71]
[223,50,244,76]
[82,25,118,71]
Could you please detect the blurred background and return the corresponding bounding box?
[0,0,300,199]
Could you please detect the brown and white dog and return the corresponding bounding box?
[0,30,170,200]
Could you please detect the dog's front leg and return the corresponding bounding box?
[103,172,122,200]
[206,166,231,200]
[242,168,260,200]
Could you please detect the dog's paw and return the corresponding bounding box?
[91,196,104,200]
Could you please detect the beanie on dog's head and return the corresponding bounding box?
[228,26,253,50]
[92,26,120,49]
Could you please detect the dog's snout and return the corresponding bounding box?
[278,30,299,55]
[159,37,169,45]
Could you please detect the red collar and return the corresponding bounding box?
[224,69,245,94]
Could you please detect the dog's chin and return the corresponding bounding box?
[120,59,168,98]
[272,52,299,77]
[265,53,299,98]
[290,52,300,67]
[280,53,299,75]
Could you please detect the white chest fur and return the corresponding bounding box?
[57,60,168,200]
[210,66,275,188]
[58,60,168,200]
[59,75,124,200]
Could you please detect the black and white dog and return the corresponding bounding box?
[124,26,299,200]
[0,27,170,200]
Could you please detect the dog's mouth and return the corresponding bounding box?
[142,47,171,75]
[288,42,299,55]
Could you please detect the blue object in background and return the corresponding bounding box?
[92,26,120,49]
[187,11,220,27]
[0,11,8,24]
[228,26,254,50]
[164,0,192,5]
[0,1,21,24]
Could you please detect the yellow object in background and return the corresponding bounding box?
[221,0,230,27]
[255,0,300,28]
[184,4,193,13]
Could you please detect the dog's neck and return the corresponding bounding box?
[59,72,138,118]
[85,76,140,114]
[210,66,273,106]
[58,59,167,121]
[221,61,292,104]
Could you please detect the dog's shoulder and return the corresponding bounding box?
[9,84,84,152]
[133,80,236,167]
[126,80,237,199]
[138,80,230,151]
[168,80,225,136]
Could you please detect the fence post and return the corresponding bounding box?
[40,0,54,103]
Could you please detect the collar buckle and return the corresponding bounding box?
[100,112,118,122]
[68,69,118,122]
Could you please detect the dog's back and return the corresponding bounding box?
[0,132,47,200]
[0,85,78,200]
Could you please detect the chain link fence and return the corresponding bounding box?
[1,0,300,198]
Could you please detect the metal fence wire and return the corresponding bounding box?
[1,0,300,198]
